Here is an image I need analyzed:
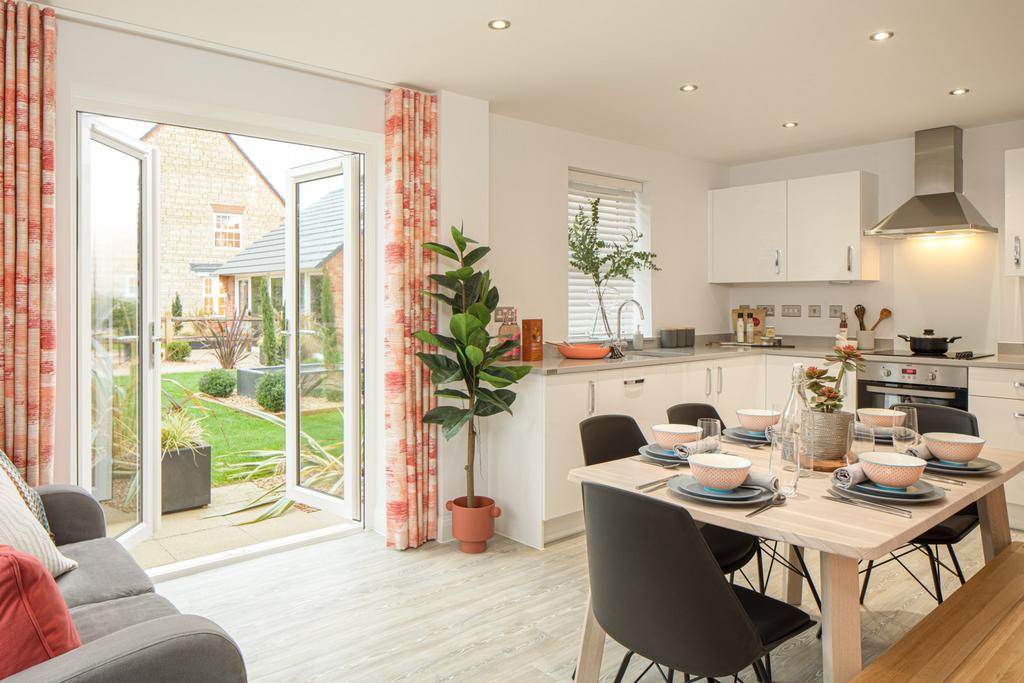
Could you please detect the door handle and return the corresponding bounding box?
[774,249,782,275]
[1013,381,1024,389]
[149,322,161,369]
[587,381,596,416]
[717,366,723,395]
[623,378,645,386]
[1015,236,1021,268]
[847,245,853,272]
[1014,411,1024,419]
[705,367,712,396]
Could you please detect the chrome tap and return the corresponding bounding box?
[609,299,645,359]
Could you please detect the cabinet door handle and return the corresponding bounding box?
[1014,411,1024,419]
[1013,381,1024,390]
[705,367,712,396]
[1015,236,1022,268]
[717,366,723,394]
[847,245,853,272]
[587,381,596,416]
[624,378,645,386]
[774,249,782,275]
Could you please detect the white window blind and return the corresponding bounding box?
[568,170,646,340]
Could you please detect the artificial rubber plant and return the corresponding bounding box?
[415,226,532,508]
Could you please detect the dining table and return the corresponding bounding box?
[568,442,1024,683]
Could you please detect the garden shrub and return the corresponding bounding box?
[164,340,192,362]
[256,371,286,412]
[198,368,236,397]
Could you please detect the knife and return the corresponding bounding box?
[823,493,912,519]
[637,475,676,492]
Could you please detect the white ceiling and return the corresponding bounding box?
[55,0,1024,164]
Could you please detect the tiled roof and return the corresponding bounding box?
[215,188,344,276]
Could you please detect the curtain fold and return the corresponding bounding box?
[0,1,55,486]
[383,88,438,549]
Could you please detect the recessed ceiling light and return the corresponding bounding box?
[487,18,511,30]
[869,30,894,41]
[949,88,970,96]
[782,121,799,128]
[679,84,699,92]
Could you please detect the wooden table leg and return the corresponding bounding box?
[978,484,1012,564]
[821,553,862,683]
[785,544,804,605]
[575,593,606,683]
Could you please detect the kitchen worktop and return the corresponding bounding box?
[521,337,1024,375]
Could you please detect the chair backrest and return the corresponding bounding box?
[893,403,979,437]
[579,414,648,466]
[666,402,725,427]
[581,482,764,676]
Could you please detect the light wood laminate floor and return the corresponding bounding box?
[157,527,1019,682]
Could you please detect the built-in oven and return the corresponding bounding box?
[856,360,968,411]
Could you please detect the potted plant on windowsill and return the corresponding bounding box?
[800,344,865,471]
[416,226,532,553]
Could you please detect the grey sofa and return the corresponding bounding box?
[8,485,247,682]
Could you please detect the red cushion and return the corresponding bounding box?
[0,544,81,677]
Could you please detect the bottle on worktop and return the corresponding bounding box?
[838,312,849,341]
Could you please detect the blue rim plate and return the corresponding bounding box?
[681,479,763,500]
[852,480,937,499]
[925,457,1000,474]
[642,443,677,457]
[834,484,945,505]
[637,447,685,464]
[723,427,770,444]
[668,476,774,506]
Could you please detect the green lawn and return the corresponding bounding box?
[161,371,344,486]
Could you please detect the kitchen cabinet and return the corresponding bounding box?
[764,353,858,414]
[605,364,687,438]
[786,172,879,282]
[708,171,879,284]
[542,371,603,521]
[682,354,765,421]
[967,393,1024,528]
[1005,148,1024,276]
[708,181,788,283]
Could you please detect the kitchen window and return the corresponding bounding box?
[214,211,242,248]
[567,169,651,340]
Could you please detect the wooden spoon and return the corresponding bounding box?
[854,304,866,331]
[870,308,892,331]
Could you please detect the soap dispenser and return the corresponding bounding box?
[632,326,644,351]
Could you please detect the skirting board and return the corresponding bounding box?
[440,510,584,549]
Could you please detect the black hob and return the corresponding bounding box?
[868,350,994,361]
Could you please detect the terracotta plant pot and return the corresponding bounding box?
[446,496,501,554]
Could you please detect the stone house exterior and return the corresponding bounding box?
[142,124,285,318]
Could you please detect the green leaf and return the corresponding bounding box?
[479,371,513,388]
[449,313,483,345]
[484,338,518,362]
[483,365,533,386]
[476,387,515,414]
[428,273,460,291]
[423,290,455,307]
[462,246,491,267]
[442,408,472,440]
[412,330,455,352]
[423,405,465,424]
[433,388,470,400]
[484,286,499,310]
[423,242,458,261]
[474,401,504,417]
[416,352,463,384]
[460,272,483,311]
[468,302,490,326]
[451,225,467,253]
[446,266,474,281]
[465,345,484,367]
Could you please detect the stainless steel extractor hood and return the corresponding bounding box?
[866,126,996,238]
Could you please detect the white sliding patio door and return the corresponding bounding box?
[76,114,161,547]
[283,154,362,519]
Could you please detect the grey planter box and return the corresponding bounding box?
[237,363,328,398]
[161,444,212,514]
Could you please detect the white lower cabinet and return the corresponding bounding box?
[681,355,765,421]
[968,393,1024,527]
[604,364,687,439]
[542,372,601,523]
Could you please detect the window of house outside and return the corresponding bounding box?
[202,276,226,315]
[214,211,242,248]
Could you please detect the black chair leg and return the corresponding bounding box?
[752,658,771,682]
[947,544,967,585]
[755,543,766,594]
[859,560,874,605]
[764,653,772,681]
[613,651,633,683]
[923,545,943,604]
[729,571,735,584]
[667,670,675,682]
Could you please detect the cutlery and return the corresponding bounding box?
[829,489,911,514]
[921,474,966,486]
[637,475,676,492]
[854,304,867,331]
[632,456,683,469]
[823,493,912,518]
[869,307,892,331]
[746,492,786,517]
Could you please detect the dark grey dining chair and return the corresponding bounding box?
[666,402,726,428]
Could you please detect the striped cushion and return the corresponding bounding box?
[0,451,49,532]
[0,470,76,577]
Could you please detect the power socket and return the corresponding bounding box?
[808,305,822,318]
[757,304,775,317]
[829,305,844,319]
[781,305,801,318]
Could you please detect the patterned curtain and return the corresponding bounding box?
[383,88,438,549]
[0,2,56,486]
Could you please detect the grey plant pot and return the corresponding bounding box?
[161,443,212,514]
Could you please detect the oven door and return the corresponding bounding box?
[857,381,969,411]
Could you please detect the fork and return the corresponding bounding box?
[823,493,912,519]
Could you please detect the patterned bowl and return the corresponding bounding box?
[651,424,703,449]
[857,408,906,428]
[736,409,781,432]
[858,452,926,490]
[923,432,986,464]
[688,452,751,493]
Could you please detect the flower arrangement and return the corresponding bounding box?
[804,344,865,413]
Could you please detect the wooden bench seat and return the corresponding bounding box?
[853,541,1024,682]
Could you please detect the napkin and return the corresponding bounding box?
[905,442,934,460]
[855,421,894,437]
[674,436,720,457]
[832,463,868,489]
[744,469,779,492]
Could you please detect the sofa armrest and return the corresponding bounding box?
[35,485,106,545]
[6,614,247,683]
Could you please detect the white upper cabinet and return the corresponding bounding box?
[1005,148,1024,276]
[708,181,788,283]
[787,171,879,282]
[708,171,879,284]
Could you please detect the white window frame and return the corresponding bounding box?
[213,211,243,249]
[235,276,251,314]
[567,169,652,341]
[202,275,226,316]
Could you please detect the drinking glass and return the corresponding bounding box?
[892,406,919,454]
[846,421,875,466]
[697,417,721,452]
[769,432,800,495]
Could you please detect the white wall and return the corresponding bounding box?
[488,114,730,344]
[727,119,1024,351]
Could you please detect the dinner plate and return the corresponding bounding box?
[924,457,1001,474]
[723,427,770,444]
[852,479,938,499]
[834,484,945,505]
[678,478,764,501]
[642,443,678,458]
[668,475,774,506]
[636,447,686,465]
